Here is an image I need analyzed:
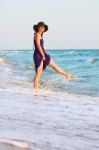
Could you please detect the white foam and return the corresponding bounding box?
[0,85,99,150]
[86,57,99,64]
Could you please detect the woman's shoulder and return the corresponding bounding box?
[34,32,42,40]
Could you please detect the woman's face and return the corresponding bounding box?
[38,26,45,33]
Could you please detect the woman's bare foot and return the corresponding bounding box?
[65,72,76,79]
[34,88,38,95]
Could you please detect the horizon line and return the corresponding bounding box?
[0,48,99,51]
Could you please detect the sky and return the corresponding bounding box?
[0,0,99,49]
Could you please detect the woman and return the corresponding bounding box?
[33,21,75,90]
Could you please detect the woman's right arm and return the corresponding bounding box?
[34,33,45,59]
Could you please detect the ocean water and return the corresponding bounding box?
[0,49,99,150]
[0,49,99,97]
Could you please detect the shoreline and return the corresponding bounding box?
[0,87,99,150]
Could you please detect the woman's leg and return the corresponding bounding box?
[33,61,43,89]
[49,59,75,78]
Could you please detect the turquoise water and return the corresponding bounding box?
[0,49,99,150]
[0,49,99,97]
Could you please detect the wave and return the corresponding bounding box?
[86,58,99,64]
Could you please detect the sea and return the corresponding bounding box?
[0,49,99,150]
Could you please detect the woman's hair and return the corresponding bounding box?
[33,24,38,32]
[33,22,48,33]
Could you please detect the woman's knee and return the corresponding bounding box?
[36,72,42,78]
[36,62,43,76]
[49,59,55,67]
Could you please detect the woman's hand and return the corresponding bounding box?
[42,55,46,61]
